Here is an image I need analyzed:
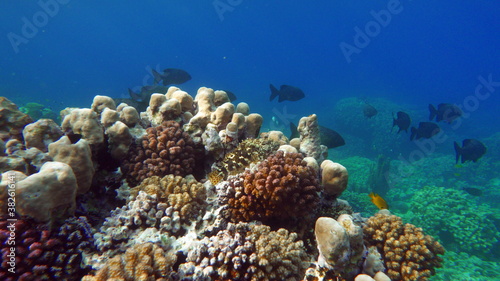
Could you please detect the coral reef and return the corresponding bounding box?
[0,97,33,141]
[404,186,499,254]
[1,162,77,223]
[315,215,364,274]
[0,216,93,281]
[363,210,445,281]
[22,119,64,152]
[130,174,207,224]
[48,136,95,194]
[297,114,328,162]
[208,138,279,185]
[82,243,175,281]
[122,120,202,186]
[61,108,104,145]
[321,160,349,197]
[181,222,310,280]
[219,150,320,224]
[19,102,59,122]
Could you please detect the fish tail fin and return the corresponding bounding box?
[454,141,461,164]
[128,88,141,101]
[410,127,417,141]
[152,69,162,84]
[269,84,279,101]
[391,112,396,130]
[429,104,437,121]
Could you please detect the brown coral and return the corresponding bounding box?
[122,121,203,186]
[130,174,207,223]
[208,138,279,185]
[363,210,445,281]
[0,97,33,141]
[183,222,309,281]
[224,150,319,224]
[82,243,175,281]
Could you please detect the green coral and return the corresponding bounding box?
[20,102,59,122]
[403,186,499,254]
[431,251,500,280]
[336,156,374,193]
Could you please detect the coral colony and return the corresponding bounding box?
[0,87,445,280]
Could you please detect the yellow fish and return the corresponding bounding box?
[369,192,389,210]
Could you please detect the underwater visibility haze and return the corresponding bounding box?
[0,1,499,280]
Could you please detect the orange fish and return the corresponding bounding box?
[369,192,389,210]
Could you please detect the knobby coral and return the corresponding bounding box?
[0,216,93,281]
[82,243,176,281]
[221,150,320,224]
[122,121,203,186]
[363,210,445,281]
[182,222,310,280]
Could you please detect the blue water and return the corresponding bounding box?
[1,0,499,279]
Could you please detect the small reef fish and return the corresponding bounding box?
[269,84,305,102]
[462,187,483,196]
[369,192,389,210]
[392,111,411,133]
[429,103,463,123]
[289,123,345,148]
[454,139,487,163]
[152,68,192,86]
[363,103,378,118]
[410,122,440,141]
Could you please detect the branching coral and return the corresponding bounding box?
[82,243,175,281]
[404,186,499,254]
[220,150,320,225]
[181,222,310,280]
[130,174,207,224]
[363,210,445,281]
[122,121,203,186]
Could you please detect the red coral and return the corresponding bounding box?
[226,151,319,224]
[0,216,93,281]
[122,121,203,186]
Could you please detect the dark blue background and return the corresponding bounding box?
[1,0,498,136]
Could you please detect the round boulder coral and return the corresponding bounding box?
[122,121,203,185]
[223,150,319,224]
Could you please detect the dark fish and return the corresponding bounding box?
[429,103,463,123]
[289,123,345,148]
[410,122,440,140]
[128,85,169,102]
[66,132,82,144]
[224,90,237,102]
[462,187,483,196]
[392,111,411,133]
[454,139,487,163]
[152,68,191,86]
[269,84,305,102]
[363,103,378,118]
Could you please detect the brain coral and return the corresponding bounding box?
[221,150,320,224]
[363,210,445,281]
[405,186,499,254]
[208,138,279,185]
[122,120,203,185]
